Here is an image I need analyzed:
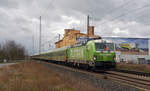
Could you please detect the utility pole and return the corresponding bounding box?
[58,34,60,41]
[58,34,60,48]
[87,15,89,40]
[32,35,34,55]
[39,16,42,54]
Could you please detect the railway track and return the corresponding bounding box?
[105,71,150,90]
[36,59,150,91]
[112,69,150,77]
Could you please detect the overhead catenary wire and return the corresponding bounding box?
[91,0,134,27]
[95,3,150,27]
[105,0,134,16]
[38,0,55,52]
[90,0,134,21]
[125,8,150,19]
[41,35,59,52]
[40,0,55,17]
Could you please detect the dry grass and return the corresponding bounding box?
[0,61,101,91]
[117,62,150,73]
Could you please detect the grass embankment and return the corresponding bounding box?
[0,61,101,91]
[117,62,150,73]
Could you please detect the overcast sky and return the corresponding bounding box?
[0,0,150,55]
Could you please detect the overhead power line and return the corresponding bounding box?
[41,0,55,17]
[38,0,55,53]
[90,0,133,21]
[39,16,42,54]
[96,3,150,26]
[107,0,134,15]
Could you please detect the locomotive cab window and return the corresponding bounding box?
[105,43,114,51]
[95,43,114,51]
[95,43,106,51]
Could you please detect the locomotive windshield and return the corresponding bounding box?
[95,43,114,51]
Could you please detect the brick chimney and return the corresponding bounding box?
[88,26,94,36]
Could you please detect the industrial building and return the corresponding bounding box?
[55,26,100,48]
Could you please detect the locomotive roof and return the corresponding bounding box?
[94,39,113,43]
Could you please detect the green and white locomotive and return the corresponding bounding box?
[33,38,116,69]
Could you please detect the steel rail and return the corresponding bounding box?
[113,69,150,77]
[105,71,150,90]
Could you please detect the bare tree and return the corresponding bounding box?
[0,40,27,61]
[0,44,2,62]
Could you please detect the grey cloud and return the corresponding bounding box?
[0,0,18,9]
[54,0,116,19]
[0,0,150,55]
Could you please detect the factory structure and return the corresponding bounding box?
[55,26,100,48]
[55,26,150,64]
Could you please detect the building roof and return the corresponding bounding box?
[55,39,63,44]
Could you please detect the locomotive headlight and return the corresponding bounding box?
[113,56,116,61]
[94,56,97,61]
